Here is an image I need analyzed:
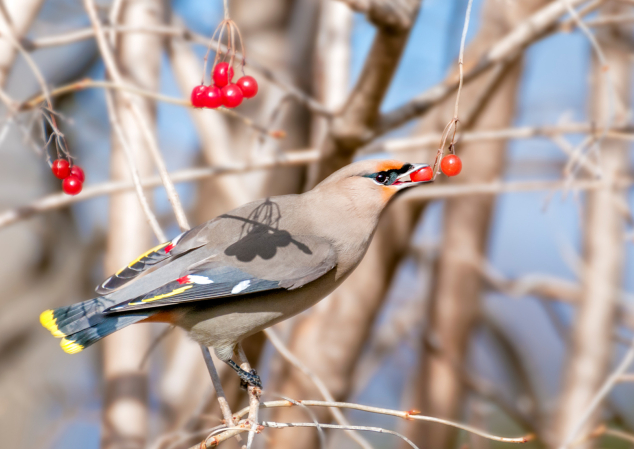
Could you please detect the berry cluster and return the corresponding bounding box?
[191,62,258,110]
[51,159,85,195]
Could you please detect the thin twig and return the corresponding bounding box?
[236,344,260,449]
[20,78,283,137]
[26,24,331,116]
[558,336,634,449]
[1,164,631,230]
[83,0,190,231]
[264,328,373,449]
[233,400,535,443]
[104,90,166,242]
[262,421,419,449]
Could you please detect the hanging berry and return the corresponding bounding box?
[203,86,223,109]
[70,165,85,183]
[213,62,234,88]
[222,84,244,108]
[52,159,71,179]
[190,16,259,110]
[62,175,83,195]
[440,154,462,177]
[236,76,258,99]
[191,85,209,108]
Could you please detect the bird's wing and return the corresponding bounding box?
[103,233,337,313]
[95,222,215,295]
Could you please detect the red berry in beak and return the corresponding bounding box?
[221,84,244,108]
[410,166,433,182]
[236,76,258,98]
[213,62,234,88]
[62,176,83,195]
[52,159,70,179]
[440,154,462,177]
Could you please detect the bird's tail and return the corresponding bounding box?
[40,298,150,354]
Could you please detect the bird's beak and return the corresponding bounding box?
[393,164,432,189]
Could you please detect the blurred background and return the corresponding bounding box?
[0,0,633,448]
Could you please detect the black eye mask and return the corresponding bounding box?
[362,164,413,186]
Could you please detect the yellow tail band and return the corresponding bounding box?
[39,310,66,338]
[60,338,84,354]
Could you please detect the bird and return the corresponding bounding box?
[40,159,431,387]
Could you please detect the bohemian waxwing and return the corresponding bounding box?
[41,159,431,387]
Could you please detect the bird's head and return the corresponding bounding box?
[314,159,432,211]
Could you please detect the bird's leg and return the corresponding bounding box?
[225,359,262,389]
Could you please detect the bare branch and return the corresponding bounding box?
[25,24,331,116]
[1,162,631,230]
[336,0,418,30]
[104,90,166,242]
[235,400,535,443]
[264,328,372,449]
[83,0,190,231]
[377,0,593,135]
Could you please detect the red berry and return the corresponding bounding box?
[440,154,462,177]
[236,76,258,99]
[70,165,85,182]
[51,159,70,179]
[191,85,208,108]
[212,62,234,88]
[202,85,223,109]
[410,166,433,182]
[221,84,243,108]
[62,176,83,195]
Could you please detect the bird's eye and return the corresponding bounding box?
[375,173,388,184]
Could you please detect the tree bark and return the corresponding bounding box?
[406,1,549,448]
[101,1,164,448]
[307,0,422,186]
[549,4,630,447]
[270,3,425,448]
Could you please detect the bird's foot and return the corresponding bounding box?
[226,359,263,389]
[239,369,262,390]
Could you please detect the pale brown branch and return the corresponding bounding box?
[104,90,166,242]
[1,163,631,230]
[264,328,372,449]
[236,344,259,449]
[377,0,594,135]
[263,421,419,449]
[20,78,282,138]
[308,0,423,184]
[83,0,190,231]
[559,337,634,449]
[362,123,634,155]
[233,400,535,443]
[25,24,331,116]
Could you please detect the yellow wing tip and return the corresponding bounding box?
[40,310,65,338]
[60,338,84,354]
[115,242,169,275]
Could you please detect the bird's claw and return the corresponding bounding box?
[238,369,262,390]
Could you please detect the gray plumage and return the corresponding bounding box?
[41,160,431,376]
